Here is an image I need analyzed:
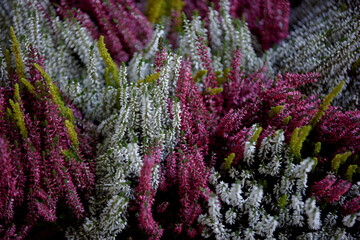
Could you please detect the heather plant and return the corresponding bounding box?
[268,0,360,109]
[1,0,360,239]
[0,29,96,239]
[49,0,153,64]
[202,51,360,238]
[180,0,290,50]
[179,0,265,74]
[65,33,182,239]
[0,0,116,122]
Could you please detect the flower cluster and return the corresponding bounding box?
[0,0,359,239]
[0,29,96,239]
[49,0,153,64]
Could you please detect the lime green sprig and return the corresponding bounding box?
[215,68,230,85]
[34,63,66,114]
[10,27,25,80]
[290,125,312,160]
[309,80,344,128]
[345,165,358,182]
[98,36,119,88]
[5,49,12,75]
[224,153,235,170]
[20,78,35,94]
[206,87,223,95]
[65,119,79,149]
[251,126,263,143]
[283,115,292,125]
[66,107,75,123]
[14,83,21,102]
[313,142,321,156]
[278,194,287,209]
[269,105,284,118]
[193,69,207,83]
[137,72,160,87]
[331,151,352,174]
[9,98,28,138]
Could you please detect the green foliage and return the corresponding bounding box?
[98,36,119,88]
[309,80,345,128]
[331,151,352,174]
[269,105,284,118]
[290,125,312,160]
[224,153,235,170]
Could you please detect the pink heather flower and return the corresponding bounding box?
[136,146,164,239]
[343,196,360,216]
[50,0,153,63]
[229,0,290,50]
[325,179,352,204]
[182,0,290,50]
[311,174,337,201]
[0,45,96,239]
[311,175,352,204]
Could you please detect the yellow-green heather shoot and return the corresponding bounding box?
[309,80,344,128]
[251,126,263,143]
[137,72,160,87]
[207,87,223,95]
[20,78,35,94]
[65,119,79,149]
[345,165,358,182]
[34,63,66,113]
[98,36,119,88]
[215,68,230,85]
[14,83,21,102]
[278,194,287,209]
[283,115,292,125]
[104,67,111,86]
[5,49,12,75]
[193,69,207,82]
[9,99,28,138]
[269,105,284,118]
[290,125,312,160]
[331,151,352,174]
[313,142,321,156]
[146,0,165,23]
[10,27,25,80]
[66,107,75,123]
[224,153,235,170]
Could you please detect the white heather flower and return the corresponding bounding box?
[213,222,230,240]
[225,208,237,225]
[127,142,142,177]
[216,181,230,204]
[305,198,322,230]
[247,184,263,208]
[243,228,256,240]
[248,208,262,229]
[229,182,244,207]
[208,195,222,222]
[324,211,338,227]
[342,214,357,228]
[262,215,278,237]
[294,157,315,194]
[244,141,256,165]
[291,193,305,227]
[228,167,240,179]
[209,168,221,185]
[239,169,252,187]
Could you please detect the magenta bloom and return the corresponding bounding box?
[0,45,96,239]
[182,0,290,50]
[50,0,153,63]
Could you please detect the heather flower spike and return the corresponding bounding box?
[0,0,359,239]
[0,29,96,239]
